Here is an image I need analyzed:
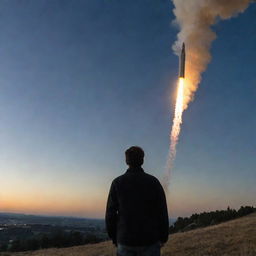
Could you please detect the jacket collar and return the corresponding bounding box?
[126,166,144,173]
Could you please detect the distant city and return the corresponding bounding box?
[0,212,107,252]
[0,212,106,228]
[0,211,177,252]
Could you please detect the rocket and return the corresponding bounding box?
[179,43,185,78]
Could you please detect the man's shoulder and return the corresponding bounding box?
[144,172,161,184]
[112,171,160,184]
[111,174,125,184]
[113,175,123,181]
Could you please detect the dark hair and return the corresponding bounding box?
[125,146,144,167]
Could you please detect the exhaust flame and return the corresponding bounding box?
[163,0,255,191]
[164,77,184,190]
[172,0,254,110]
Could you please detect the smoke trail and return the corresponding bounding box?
[163,0,254,190]
[163,77,184,190]
[173,0,254,110]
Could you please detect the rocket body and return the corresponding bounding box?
[179,43,185,78]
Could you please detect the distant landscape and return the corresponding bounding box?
[1,211,256,256]
[0,206,255,254]
[0,213,107,252]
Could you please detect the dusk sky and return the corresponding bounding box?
[0,0,255,218]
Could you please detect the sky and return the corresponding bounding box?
[0,0,255,219]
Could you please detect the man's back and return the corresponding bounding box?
[105,166,169,247]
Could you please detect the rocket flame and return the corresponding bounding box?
[163,0,254,191]
[172,0,254,110]
[164,77,184,190]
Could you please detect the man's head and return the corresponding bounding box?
[125,146,144,167]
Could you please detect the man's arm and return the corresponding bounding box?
[105,180,119,246]
[157,181,169,244]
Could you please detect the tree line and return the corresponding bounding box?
[0,230,103,252]
[169,205,256,234]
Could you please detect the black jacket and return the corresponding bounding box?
[105,167,169,246]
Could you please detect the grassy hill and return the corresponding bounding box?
[1,213,256,256]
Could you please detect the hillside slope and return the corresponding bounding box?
[1,213,256,256]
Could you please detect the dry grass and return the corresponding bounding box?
[1,213,256,256]
[162,213,256,256]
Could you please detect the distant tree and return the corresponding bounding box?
[170,205,256,234]
[238,206,255,217]
[0,243,8,251]
[84,233,101,244]
[52,230,69,247]
[9,240,21,252]
[27,238,40,250]
[70,231,83,245]
[41,234,51,248]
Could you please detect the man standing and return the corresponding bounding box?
[105,146,169,256]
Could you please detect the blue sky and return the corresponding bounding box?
[0,0,255,218]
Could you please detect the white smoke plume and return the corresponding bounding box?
[163,0,254,191]
[172,0,254,110]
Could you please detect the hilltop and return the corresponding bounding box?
[1,213,256,256]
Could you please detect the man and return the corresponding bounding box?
[105,146,169,256]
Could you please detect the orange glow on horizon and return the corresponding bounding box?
[0,192,106,218]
